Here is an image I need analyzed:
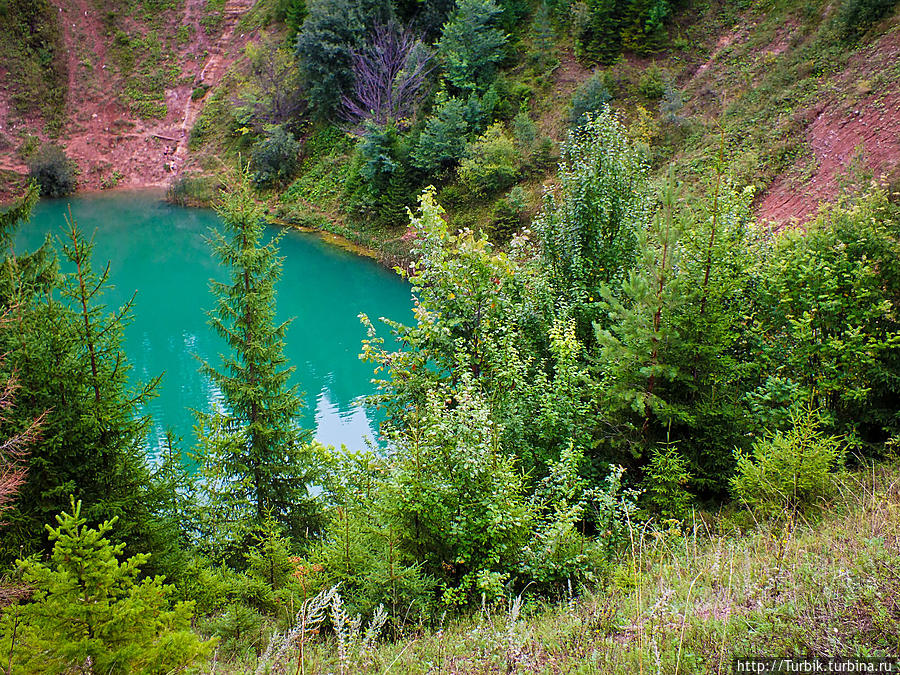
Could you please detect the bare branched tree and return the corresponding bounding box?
[341,22,435,130]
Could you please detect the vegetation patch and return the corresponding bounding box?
[0,0,67,127]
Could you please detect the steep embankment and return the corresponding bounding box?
[665,6,900,226]
[0,0,257,198]
[755,31,900,223]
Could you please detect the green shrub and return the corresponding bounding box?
[835,0,898,40]
[457,122,519,196]
[250,125,301,188]
[166,173,221,206]
[752,188,900,441]
[569,71,612,127]
[27,143,76,197]
[522,443,612,588]
[191,83,210,100]
[637,65,668,100]
[731,404,846,517]
[17,134,40,161]
[642,444,693,521]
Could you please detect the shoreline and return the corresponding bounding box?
[1,178,399,270]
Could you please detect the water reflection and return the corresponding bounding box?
[15,191,411,456]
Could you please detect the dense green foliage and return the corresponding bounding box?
[3,0,900,665]
[437,0,508,94]
[732,405,846,517]
[196,170,317,551]
[27,144,76,198]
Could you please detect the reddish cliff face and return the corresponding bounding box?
[0,0,257,200]
[755,31,900,227]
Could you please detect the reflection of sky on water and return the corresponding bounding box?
[314,387,376,451]
[16,191,411,459]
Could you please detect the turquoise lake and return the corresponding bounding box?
[14,190,412,454]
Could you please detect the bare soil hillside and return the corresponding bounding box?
[0,0,258,200]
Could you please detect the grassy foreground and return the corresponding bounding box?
[216,461,900,674]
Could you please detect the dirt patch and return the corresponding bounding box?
[0,0,257,202]
[756,31,900,225]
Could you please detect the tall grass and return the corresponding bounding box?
[212,462,900,673]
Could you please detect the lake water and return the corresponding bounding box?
[13,190,411,454]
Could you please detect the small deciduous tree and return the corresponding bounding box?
[236,35,305,131]
[536,107,651,339]
[457,122,519,197]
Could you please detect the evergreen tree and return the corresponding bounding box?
[411,95,471,173]
[595,173,756,493]
[0,499,213,673]
[0,208,170,570]
[436,0,508,94]
[197,168,316,553]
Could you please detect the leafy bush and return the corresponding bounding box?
[27,143,76,197]
[569,70,612,127]
[751,187,900,442]
[834,0,898,40]
[523,444,637,589]
[731,405,845,517]
[166,172,221,206]
[457,122,520,196]
[250,125,301,187]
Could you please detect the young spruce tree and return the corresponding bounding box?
[197,168,316,555]
[1,201,170,571]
